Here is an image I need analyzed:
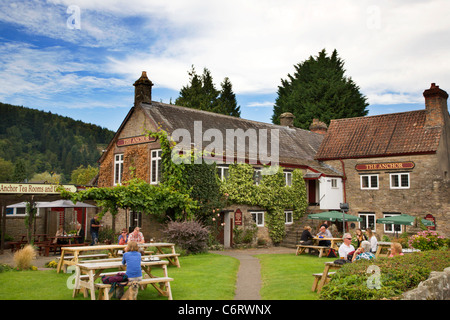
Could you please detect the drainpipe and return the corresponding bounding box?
[339,159,347,203]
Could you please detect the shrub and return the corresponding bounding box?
[163,220,209,254]
[319,250,450,300]
[408,230,447,251]
[13,245,37,270]
[45,260,58,268]
[0,264,13,273]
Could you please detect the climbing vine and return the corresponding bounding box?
[221,163,308,243]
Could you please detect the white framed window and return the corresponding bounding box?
[251,211,264,227]
[285,211,293,224]
[253,168,262,185]
[6,207,41,216]
[331,178,338,188]
[151,149,162,184]
[390,173,410,189]
[383,212,402,233]
[114,154,124,185]
[217,166,230,181]
[284,171,292,186]
[358,212,376,231]
[129,211,143,230]
[360,174,379,190]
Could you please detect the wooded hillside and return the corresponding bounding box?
[0,102,115,183]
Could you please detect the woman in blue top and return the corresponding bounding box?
[122,241,142,281]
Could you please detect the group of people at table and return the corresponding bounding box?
[300,224,404,261]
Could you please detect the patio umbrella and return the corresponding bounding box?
[7,201,51,208]
[308,211,362,222]
[376,214,434,227]
[42,200,96,208]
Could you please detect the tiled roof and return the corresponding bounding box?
[315,110,443,160]
[139,101,339,175]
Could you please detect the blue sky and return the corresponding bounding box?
[1,0,449,132]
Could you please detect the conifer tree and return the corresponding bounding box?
[272,49,368,129]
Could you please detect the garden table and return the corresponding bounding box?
[56,242,180,273]
[72,258,171,300]
[316,261,343,293]
[375,242,392,258]
[312,237,342,251]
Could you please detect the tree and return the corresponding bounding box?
[13,159,27,182]
[70,165,98,185]
[175,66,241,117]
[272,49,368,130]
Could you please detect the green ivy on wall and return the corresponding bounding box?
[221,163,308,243]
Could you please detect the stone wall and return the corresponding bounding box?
[402,267,450,300]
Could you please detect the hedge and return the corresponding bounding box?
[319,250,450,300]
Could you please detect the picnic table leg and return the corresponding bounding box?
[56,249,65,273]
[88,270,97,300]
[317,265,331,293]
[72,266,81,298]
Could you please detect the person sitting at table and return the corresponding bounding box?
[388,242,404,257]
[338,233,355,260]
[365,228,378,253]
[122,241,143,281]
[317,225,332,247]
[75,223,85,244]
[54,226,67,244]
[118,228,128,245]
[128,227,145,244]
[351,240,375,262]
[355,228,367,248]
[300,226,314,245]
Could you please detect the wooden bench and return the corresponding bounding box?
[311,272,335,292]
[58,253,110,261]
[94,276,173,300]
[296,245,329,258]
[152,253,181,267]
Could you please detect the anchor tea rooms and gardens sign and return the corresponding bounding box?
[0,183,77,194]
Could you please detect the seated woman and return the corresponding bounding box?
[389,242,404,257]
[122,241,142,281]
[352,240,375,262]
[300,226,314,245]
[54,226,67,244]
[118,229,128,245]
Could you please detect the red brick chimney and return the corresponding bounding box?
[423,83,448,127]
[133,71,153,106]
[309,118,328,134]
[280,112,295,128]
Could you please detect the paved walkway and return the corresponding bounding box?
[212,247,294,300]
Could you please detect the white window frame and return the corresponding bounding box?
[6,207,41,216]
[360,174,379,190]
[253,168,262,185]
[114,154,124,185]
[331,178,338,188]
[251,211,265,227]
[217,166,230,181]
[285,210,293,225]
[358,212,376,231]
[284,171,292,186]
[383,212,403,234]
[390,173,410,189]
[151,149,162,184]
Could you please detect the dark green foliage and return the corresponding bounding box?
[319,250,450,300]
[0,102,114,182]
[175,66,241,117]
[272,49,369,130]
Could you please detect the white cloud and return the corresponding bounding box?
[246,102,274,108]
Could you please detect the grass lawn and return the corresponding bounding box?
[0,253,239,300]
[257,253,336,300]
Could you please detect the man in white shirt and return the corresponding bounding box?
[338,233,355,259]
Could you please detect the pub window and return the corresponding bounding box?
[217,166,230,181]
[331,178,338,188]
[251,211,265,227]
[285,211,293,224]
[358,212,376,231]
[360,174,379,190]
[253,168,262,185]
[390,173,410,189]
[383,212,402,233]
[114,154,124,185]
[129,211,142,232]
[284,171,292,186]
[151,149,162,184]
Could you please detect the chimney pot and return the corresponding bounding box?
[133,71,153,106]
[309,118,328,134]
[280,112,295,127]
[423,83,448,127]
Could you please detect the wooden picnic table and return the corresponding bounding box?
[313,237,342,251]
[9,234,49,252]
[314,261,344,293]
[296,237,342,258]
[73,258,172,300]
[375,242,392,258]
[56,242,180,273]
